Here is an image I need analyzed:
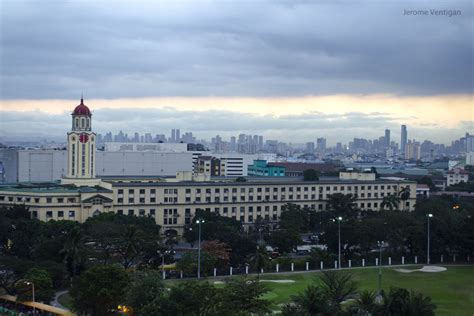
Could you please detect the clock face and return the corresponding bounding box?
[79,133,89,143]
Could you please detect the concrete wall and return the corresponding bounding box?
[1,149,193,183]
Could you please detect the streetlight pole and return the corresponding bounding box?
[333,216,343,269]
[427,213,433,264]
[196,219,205,279]
[377,241,384,298]
[25,281,35,314]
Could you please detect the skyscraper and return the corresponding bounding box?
[176,129,180,142]
[385,129,390,148]
[401,125,407,153]
[171,129,176,142]
[317,138,326,151]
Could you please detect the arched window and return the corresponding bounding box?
[86,118,90,128]
[75,118,79,128]
[93,210,101,216]
[81,118,85,128]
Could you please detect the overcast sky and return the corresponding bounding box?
[0,0,472,144]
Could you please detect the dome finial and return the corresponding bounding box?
[81,92,84,104]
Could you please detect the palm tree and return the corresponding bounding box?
[353,290,377,316]
[398,186,411,211]
[327,193,358,217]
[249,245,269,279]
[286,285,327,316]
[60,226,86,278]
[319,270,358,314]
[381,194,400,211]
[382,287,436,316]
[404,290,436,316]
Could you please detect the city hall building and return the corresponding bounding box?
[0,100,417,235]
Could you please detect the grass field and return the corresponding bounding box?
[164,265,474,315]
[251,265,474,315]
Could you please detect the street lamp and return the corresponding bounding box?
[427,213,433,264]
[377,240,385,300]
[196,218,205,278]
[332,216,343,269]
[159,248,171,280]
[25,281,35,314]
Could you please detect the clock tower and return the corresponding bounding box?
[66,98,96,179]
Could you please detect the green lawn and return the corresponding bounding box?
[165,265,474,315]
[256,265,474,315]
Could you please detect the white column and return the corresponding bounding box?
[180,270,183,279]
[402,256,405,265]
[320,261,323,270]
[291,263,294,272]
[306,262,309,271]
[214,268,217,277]
[441,255,444,263]
[163,271,166,280]
[362,259,365,267]
[348,260,351,268]
[245,265,249,275]
[276,264,279,273]
[388,257,392,265]
[230,267,233,276]
[415,256,418,264]
[261,268,264,274]
[334,260,338,269]
[376,258,379,266]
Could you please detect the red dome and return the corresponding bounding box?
[73,98,91,115]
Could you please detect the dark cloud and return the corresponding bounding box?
[0,107,469,145]
[0,0,472,99]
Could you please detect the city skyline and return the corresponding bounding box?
[1,0,472,144]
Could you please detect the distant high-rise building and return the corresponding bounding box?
[466,133,474,152]
[306,142,315,154]
[405,140,421,160]
[317,138,326,151]
[176,129,181,142]
[385,129,390,148]
[401,125,407,153]
[171,129,176,142]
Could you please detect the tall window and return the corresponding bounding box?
[90,144,94,175]
[81,143,86,176]
[71,143,76,175]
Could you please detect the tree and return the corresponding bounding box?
[83,213,161,268]
[248,245,269,278]
[235,176,247,182]
[70,265,129,315]
[381,194,400,211]
[166,281,220,315]
[176,251,216,276]
[327,193,358,217]
[217,278,270,315]
[283,285,327,315]
[303,169,320,181]
[17,268,54,303]
[398,186,411,211]
[269,229,301,253]
[352,290,377,316]
[279,204,311,232]
[382,287,436,316]
[318,270,358,314]
[126,271,168,316]
[202,240,231,268]
[60,226,87,277]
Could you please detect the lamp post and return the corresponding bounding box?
[332,216,343,269]
[196,218,205,278]
[377,240,384,299]
[427,213,433,264]
[25,281,35,314]
[159,248,171,280]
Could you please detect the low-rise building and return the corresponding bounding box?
[248,160,285,177]
[447,168,469,187]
